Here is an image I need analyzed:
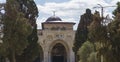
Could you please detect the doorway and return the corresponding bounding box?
[51,43,67,62]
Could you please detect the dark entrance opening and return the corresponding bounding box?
[52,56,64,62]
[51,43,67,62]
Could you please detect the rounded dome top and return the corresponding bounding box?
[46,16,62,22]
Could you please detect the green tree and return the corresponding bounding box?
[16,0,38,26]
[88,52,100,62]
[16,25,41,62]
[73,9,93,52]
[113,2,120,16]
[1,0,32,62]
[107,2,120,62]
[73,9,93,62]
[107,13,120,62]
[88,11,109,62]
[77,41,96,62]
[88,11,107,43]
[14,0,40,62]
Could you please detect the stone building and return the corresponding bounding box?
[38,15,76,62]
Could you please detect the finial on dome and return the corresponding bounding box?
[46,11,62,22]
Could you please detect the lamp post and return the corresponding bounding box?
[95,4,104,62]
[97,4,104,20]
[93,4,116,22]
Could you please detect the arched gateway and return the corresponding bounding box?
[51,43,67,62]
[48,40,70,62]
[38,15,75,62]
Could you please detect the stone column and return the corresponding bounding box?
[44,50,49,62]
[48,50,51,62]
[70,48,75,62]
[43,44,49,62]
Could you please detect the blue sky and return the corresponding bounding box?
[35,0,70,5]
[35,0,119,30]
[0,0,120,30]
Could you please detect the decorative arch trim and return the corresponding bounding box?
[48,39,70,62]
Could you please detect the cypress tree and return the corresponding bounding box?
[15,0,41,62]
[73,9,93,62]
[73,9,93,52]
[1,0,32,62]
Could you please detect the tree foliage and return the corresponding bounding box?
[113,2,120,16]
[77,41,99,62]
[73,8,93,62]
[88,52,100,62]
[88,2,120,62]
[88,11,111,62]
[0,0,40,62]
[107,13,120,62]
[73,2,120,62]
[100,2,120,62]
[16,25,41,62]
[14,0,40,62]
[88,11,109,53]
[1,0,32,62]
[73,8,93,53]
[16,0,38,26]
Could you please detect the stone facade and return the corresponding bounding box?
[38,16,75,62]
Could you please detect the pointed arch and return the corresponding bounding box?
[48,39,70,62]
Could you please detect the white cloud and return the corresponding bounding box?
[0,0,6,3]
[111,0,120,5]
[1,0,120,30]
[36,0,120,30]
[37,17,46,29]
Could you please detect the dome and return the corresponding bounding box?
[46,16,62,22]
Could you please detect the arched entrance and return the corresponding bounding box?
[51,43,67,62]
